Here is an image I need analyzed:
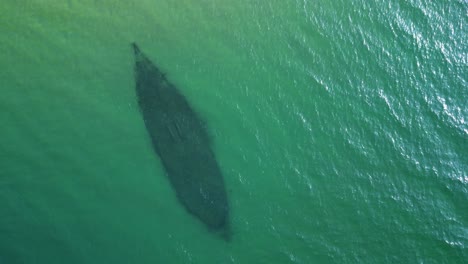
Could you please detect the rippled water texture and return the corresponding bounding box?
[1,0,466,263]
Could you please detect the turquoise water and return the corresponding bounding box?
[1,0,467,263]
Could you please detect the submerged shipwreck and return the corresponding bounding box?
[131,43,230,239]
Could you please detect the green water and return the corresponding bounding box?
[1,0,466,263]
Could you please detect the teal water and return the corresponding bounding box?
[1,0,467,263]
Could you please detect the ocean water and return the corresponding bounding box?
[0,0,466,263]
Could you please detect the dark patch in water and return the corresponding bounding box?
[131,43,230,240]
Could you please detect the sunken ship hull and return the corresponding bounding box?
[131,43,230,238]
